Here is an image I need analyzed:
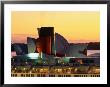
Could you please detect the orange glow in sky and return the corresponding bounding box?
[11,11,100,43]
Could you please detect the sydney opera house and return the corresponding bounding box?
[11,27,100,77]
[11,27,88,57]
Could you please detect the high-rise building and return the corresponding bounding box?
[27,37,36,53]
[36,27,54,55]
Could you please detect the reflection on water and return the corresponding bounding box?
[87,50,100,56]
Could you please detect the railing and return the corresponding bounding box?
[11,73,100,77]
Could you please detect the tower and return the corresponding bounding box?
[36,27,54,55]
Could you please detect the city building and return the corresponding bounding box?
[27,37,36,53]
[36,27,54,55]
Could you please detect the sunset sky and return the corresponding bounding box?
[11,11,100,43]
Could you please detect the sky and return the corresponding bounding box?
[11,11,100,43]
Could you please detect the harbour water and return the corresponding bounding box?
[87,50,100,56]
